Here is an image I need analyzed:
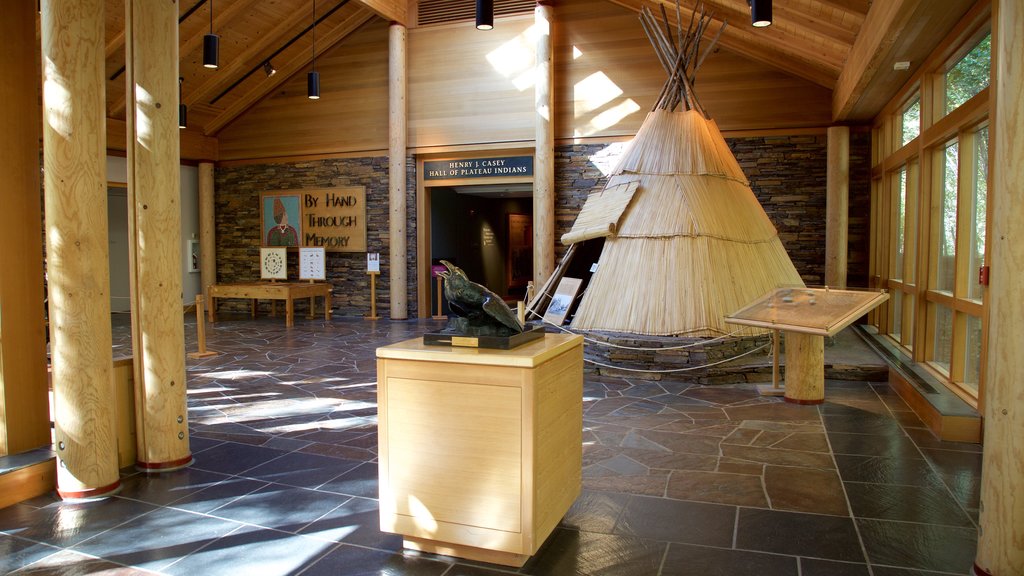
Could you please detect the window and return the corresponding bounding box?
[901,98,920,146]
[945,34,991,115]
[870,21,991,407]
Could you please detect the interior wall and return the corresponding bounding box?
[216,0,833,161]
[106,156,201,308]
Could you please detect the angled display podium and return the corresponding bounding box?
[725,287,889,404]
[375,333,584,567]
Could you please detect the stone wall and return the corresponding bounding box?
[213,157,417,318]
[212,133,869,320]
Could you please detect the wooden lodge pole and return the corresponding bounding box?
[534,3,555,287]
[198,162,216,305]
[826,126,849,289]
[125,0,191,472]
[388,23,408,320]
[433,275,446,320]
[42,0,121,497]
[0,0,51,456]
[975,0,1024,572]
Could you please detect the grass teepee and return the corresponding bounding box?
[565,3,803,337]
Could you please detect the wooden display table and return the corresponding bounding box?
[725,287,888,404]
[207,282,332,327]
[376,333,584,567]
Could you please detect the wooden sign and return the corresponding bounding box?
[301,187,366,252]
[423,156,533,180]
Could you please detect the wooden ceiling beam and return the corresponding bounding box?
[204,7,375,135]
[832,0,921,120]
[606,0,840,88]
[355,0,407,26]
[811,0,871,16]
[184,5,315,108]
[768,1,858,46]
[108,0,263,118]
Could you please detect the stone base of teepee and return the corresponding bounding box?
[579,329,888,384]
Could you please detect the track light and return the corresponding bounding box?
[476,0,493,30]
[308,0,320,99]
[749,0,772,27]
[178,77,187,129]
[203,0,219,68]
[263,60,277,78]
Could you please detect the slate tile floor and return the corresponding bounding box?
[0,315,983,575]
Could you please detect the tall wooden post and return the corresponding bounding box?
[125,0,191,471]
[826,126,849,289]
[199,162,216,304]
[389,23,408,320]
[0,0,51,457]
[41,0,120,497]
[534,2,555,287]
[975,0,1024,573]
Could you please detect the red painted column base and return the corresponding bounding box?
[136,454,194,473]
[57,479,121,501]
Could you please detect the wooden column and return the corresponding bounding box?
[125,0,191,471]
[41,0,120,497]
[825,126,849,289]
[389,23,408,320]
[975,0,1024,573]
[0,0,50,456]
[533,2,555,287]
[199,162,216,304]
[783,332,824,404]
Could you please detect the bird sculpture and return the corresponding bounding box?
[438,260,524,336]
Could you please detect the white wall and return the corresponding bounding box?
[106,157,201,309]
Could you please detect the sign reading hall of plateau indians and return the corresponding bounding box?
[423,156,534,180]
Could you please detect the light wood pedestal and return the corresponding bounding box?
[376,334,584,567]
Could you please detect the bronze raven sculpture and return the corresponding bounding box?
[438,260,524,336]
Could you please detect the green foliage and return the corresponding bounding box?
[945,34,991,114]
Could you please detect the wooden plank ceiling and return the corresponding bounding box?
[98,0,977,139]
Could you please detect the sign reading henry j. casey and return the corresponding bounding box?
[423,156,534,180]
[302,187,366,252]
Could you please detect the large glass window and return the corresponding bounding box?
[936,141,958,294]
[901,98,920,146]
[871,27,990,406]
[945,34,991,115]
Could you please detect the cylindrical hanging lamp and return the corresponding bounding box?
[750,0,772,27]
[178,77,187,129]
[308,0,320,99]
[203,0,219,68]
[476,0,493,30]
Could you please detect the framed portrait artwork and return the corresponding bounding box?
[261,192,302,247]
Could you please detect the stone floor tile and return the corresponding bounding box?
[763,466,848,516]
[736,508,865,562]
[522,528,667,576]
[661,543,799,576]
[856,518,977,573]
[666,470,768,507]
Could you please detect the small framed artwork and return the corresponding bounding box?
[260,247,288,280]
[299,247,326,280]
[544,277,582,326]
[261,192,302,247]
[187,239,200,273]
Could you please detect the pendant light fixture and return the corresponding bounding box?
[476,0,493,30]
[749,0,772,27]
[178,77,187,129]
[203,0,220,68]
[308,0,320,99]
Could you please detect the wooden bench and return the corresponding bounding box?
[208,282,332,327]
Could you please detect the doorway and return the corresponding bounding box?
[428,183,533,315]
